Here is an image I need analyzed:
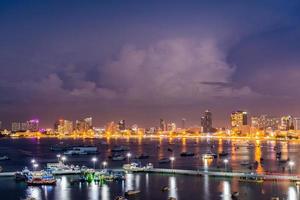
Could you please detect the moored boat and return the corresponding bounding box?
[125,190,140,196]
[26,171,56,186]
[180,152,195,157]
[159,158,171,164]
[238,176,264,183]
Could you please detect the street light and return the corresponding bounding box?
[61,156,67,164]
[31,159,36,164]
[33,163,39,171]
[126,152,132,163]
[102,161,107,169]
[288,161,295,174]
[224,159,229,171]
[170,156,175,169]
[56,154,61,162]
[92,157,97,169]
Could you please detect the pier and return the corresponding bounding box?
[128,168,300,182]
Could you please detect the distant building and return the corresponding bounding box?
[167,122,176,132]
[118,120,126,131]
[54,119,73,135]
[251,115,280,130]
[159,119,167,131]
[294,118,300,130]
[76,117,93,132]
[0,121,2,130]
[231,111,248,128]
[201,110,212,133]
[27,119,39,132]
[182,118,186,129]
[280,116,293,131]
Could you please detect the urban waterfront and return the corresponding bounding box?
[0,137,299,199]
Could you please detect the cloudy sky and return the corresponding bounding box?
[1,1,300,128]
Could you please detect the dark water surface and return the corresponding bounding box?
[0,137,299,199]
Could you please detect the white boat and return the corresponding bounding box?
[64,150,88,155]
[112,155,126,161]
[72,146,98,153]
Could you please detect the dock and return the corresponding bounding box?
[128,168,300,182]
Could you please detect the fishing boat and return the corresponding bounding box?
[159,158,171,164]
[125,190,140,196]
[180,152,195,157]
[238,176,264,183]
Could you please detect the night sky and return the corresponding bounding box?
[1,1,300,128]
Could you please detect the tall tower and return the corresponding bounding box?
[201,110,212,133]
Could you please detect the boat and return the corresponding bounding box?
[64,150,88,155]
[135,154,150,159]
[0,156,9,161]
[112,155,126,161]
[161,186,169,192]
[240,161,251,166]
[180,152,195,157]
[125,190,140,196]
[114,196,127,200]
[159,158,171,164]
[72,146,98,154]
[238,176,264,183]
[26,171,56,186]
[111,146,129,152]
[15,167,31,181]
[231,192,239,199]
[202,153,217,159]
[218,151,228,157]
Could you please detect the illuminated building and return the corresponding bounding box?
[251,115,280,130]
[76,117,93,133]
[231,111,248,127]
[118,120,126,131]
[167,122,176,132]
[280,116,293,130]
[160,119,167,131]
[294,117,300,130]
[201,110,212,133]
[12,122,28,132]
[54,119,73,135]
[27,119,39,132]
[131,124,138,133]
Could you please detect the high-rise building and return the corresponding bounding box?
[182,118,186,129]
[12,122,21,132]
[231,111,248,128]
[55,119,73,135]
[159,119,167,131]
[27,119,39,132]
[201,110,212,133]
[76,117,93,132]
[118,120,126,131]
[294,118,300,131]
[280,116,293,130]
[251,115,280,130]
[167,122,176,132]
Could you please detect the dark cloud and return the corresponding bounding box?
[0,1,300,128]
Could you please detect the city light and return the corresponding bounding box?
[33,163,38,171]
[170,156,175,169]
[92,157,97,169]
[31,159,36,164]
[102,161,107,169]
[61,156,67,164]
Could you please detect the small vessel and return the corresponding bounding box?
[114,196,127,200]
[0,156,9,161]
[125,190,140,196]
[238,176,264,183]
[218,151,228,157]
[112,155,126,161]
[161,186,169,192]
[64,150,88,155]
[135,154,150,159]
[180,152,195,157]
[111,146,129,152]
[26,171,56,186]
[202,153,217,159]
[159,158,171,164]
[15,167,31,181]
[240,161,251,166]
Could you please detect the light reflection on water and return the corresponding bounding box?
[168,176,178,200]
[222,181,231,200]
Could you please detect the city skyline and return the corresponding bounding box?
[1,1,300,128]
